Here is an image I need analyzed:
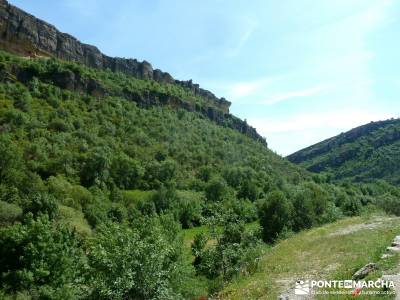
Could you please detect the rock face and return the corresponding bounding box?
[352,263,377,280]
[0,0,266,144]
[0,0,230,113]
[0,41,266,145]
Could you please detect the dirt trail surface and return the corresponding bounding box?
[220,215,400,300]
[381,235,400,300]
[278,216,398,300]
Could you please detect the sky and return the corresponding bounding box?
[11,0,400,155]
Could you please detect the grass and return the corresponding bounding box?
[58,205,92,236]
[219,213,400,299]
[122,189,155,204]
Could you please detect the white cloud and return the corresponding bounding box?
[248,108,394,155]
[226,17,258,57]
[258,85,329,105]
[251,109,390,133]
[228,77,273,99]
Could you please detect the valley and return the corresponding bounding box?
[0,1,399,299]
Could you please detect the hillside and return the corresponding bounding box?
[0,0,230,116]
[1,2,400,300]
[287,118,400,185]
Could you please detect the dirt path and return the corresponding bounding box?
[221,215,400,300]
[278,216,399,300]
[381,235,400,299]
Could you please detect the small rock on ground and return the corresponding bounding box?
[352,263,377,280]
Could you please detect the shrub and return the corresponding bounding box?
[0,135,24,186]
[192,218,262,281]
[9,83,32,112]
[22,192,58,220]
[172,191,203,228]
[0,215,84,298]
[86,216,187,299]
[151,187,178,214]
[378,193,400,216]
[110,154,144,189]
[205,177,229,202]
[291,192,314,232]
[0,200,22,224]
[237,179,259,201]
[80,147,112,188]
[341,196,362,216]
[107,202,128,223]
[229,199,258,223]
[258,191,293,243]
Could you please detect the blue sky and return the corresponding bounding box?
[11,0,400,155]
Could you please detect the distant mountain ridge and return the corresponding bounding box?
[0,0,230,112]
[287,118,400,185]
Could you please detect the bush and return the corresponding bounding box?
[291,192,314,232]
[143,159,178,189]
[205,177,229,202]
[0,135,25,187]
[378,193,400,216]
[0,200,22,224]
[22,192,58,220]
[341,196,362,216]
[80,147,112,188]
[10,84,32,112]
[0,215,84,298]
[237,179,259,201]
[110,154,144,189]
[228,199,258,223]
[192,218,262,280]
[82,200,109,228]
[86,216,188,299]
[172,191,203,228]
[107,202,128,223]
[151,187,178,214]
[258,191,293,243]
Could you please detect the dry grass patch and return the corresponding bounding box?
[220,214,400,299]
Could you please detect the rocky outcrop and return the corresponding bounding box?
[0,60,266,144]
[0,0,230,113]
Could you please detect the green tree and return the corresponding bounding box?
[192,218,261,280]
[291,191,314,232]
[110,153,144,189]
[0,215,84,299]
[86,216,187,299]
[205,177,229,202]
[258,191,293,243]
[80,147,112,188]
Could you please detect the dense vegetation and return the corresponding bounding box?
[288,119,400,185]
[0,50,399,299]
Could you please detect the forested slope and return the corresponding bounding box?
[0,2,399,298]
[287,119,400,185]
[0,50,390,299]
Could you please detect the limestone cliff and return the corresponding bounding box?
[0,0,266,144]
[0,0,231,113]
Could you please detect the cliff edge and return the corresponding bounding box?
[0,0,230,113]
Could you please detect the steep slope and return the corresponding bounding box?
[2,2,400,299]
[0,49,312,299]
[0,48,308,195]
[287,118,400,185]
[0,0,230,112]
